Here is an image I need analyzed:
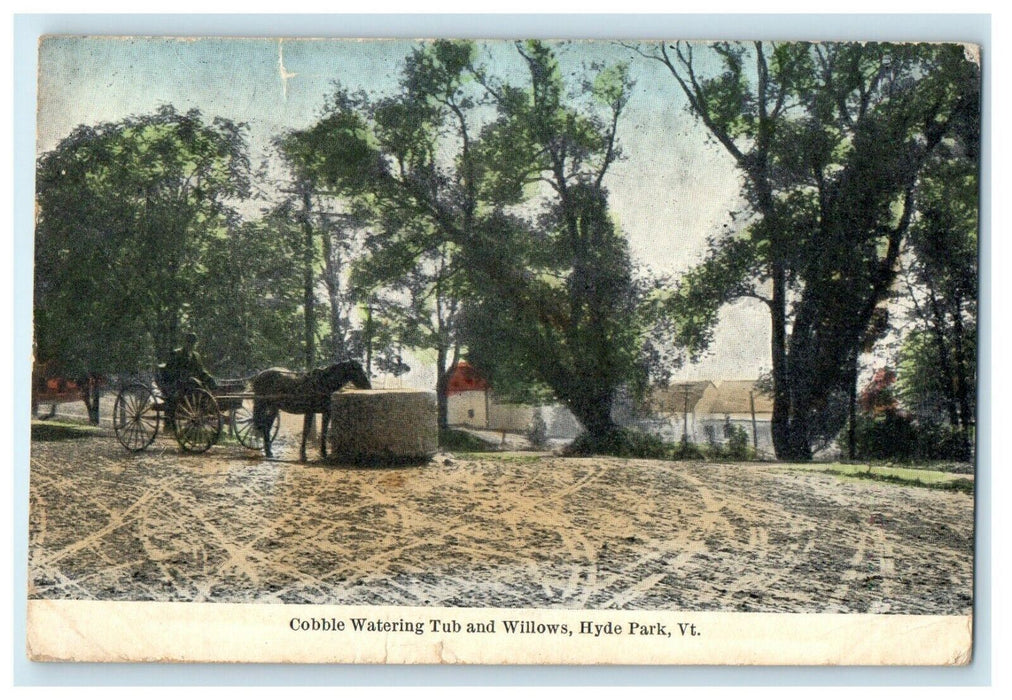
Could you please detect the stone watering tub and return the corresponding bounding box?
[327,388,438,465]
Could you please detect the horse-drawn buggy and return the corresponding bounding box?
[112,361,371,460]
[112,376,272,453]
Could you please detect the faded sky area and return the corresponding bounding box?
[36,37,768,385]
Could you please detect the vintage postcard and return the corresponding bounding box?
[27,36,979,664]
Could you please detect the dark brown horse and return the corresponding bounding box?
[251,361,371,461]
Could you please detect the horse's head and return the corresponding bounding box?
[324,361,372,392]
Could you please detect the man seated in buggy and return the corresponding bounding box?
[157,332,218,424]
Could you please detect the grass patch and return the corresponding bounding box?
[439,428,498,452]
[781,462,973,494]
[839,469,975,495]
[931,478,976,494]
[31,420,103,442]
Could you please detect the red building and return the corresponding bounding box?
[446,361,490,427]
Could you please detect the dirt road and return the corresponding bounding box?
[28,430,973,613]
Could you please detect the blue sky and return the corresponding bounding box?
[36,36,766,382]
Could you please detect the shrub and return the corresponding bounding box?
[841,413,972,462]
[527,412,548,450]
[564,428,758,462]
[913,420,973,461]
[565,428,672,459]
[726,424,751,461]
[673,436,704,460]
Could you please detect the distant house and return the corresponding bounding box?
[647,379,774,454]
[647,381,715,442]
[696,380,774,453]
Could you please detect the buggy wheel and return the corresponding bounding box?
[173,388,221,453]
[231,400,279,450]
[113,383,160,452]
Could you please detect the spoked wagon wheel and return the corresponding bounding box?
[231,399,279,451]
[113,383,160,452]
[173,388,222,453]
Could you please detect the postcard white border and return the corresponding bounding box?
[27,600,972,666]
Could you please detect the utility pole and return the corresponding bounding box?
[682,385,690,442]
[848,352,858,460]
[364,303,374,377]
[749,390,758,451]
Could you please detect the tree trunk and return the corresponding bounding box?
[437,344,462,432]
[847,352,858,460]
[769,262,792,459]
[80,374,101,425]
[435,346,450,432]
[567,389,618,447]
[781,350,816,462]
[785,410,813,461]
[301,186,316,371]
[321,223,345,361]
[950,296,973,458]
[927,289,961,428]
[364,304,373,376]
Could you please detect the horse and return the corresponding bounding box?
[251,361,371,462]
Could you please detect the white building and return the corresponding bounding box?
[445,361,581,439]
[647,379,774,454]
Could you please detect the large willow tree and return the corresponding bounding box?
[635,41,979,460]
[292,40,651,446]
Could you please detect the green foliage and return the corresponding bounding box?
[726,423,751,461]
[660,236,762,360]
[34,106,253,377]
[565,428,762,462]
[897,328,976,425]
[439,428,498,452]
[566,428,673,459]
[672,437,705,461]
[31,421,102,442]
[284,109,384,198]
[460,43,659,440]
[527,412,548,450]
[286,41,484,424]
[592,62,633,110]
[839,413,971,462]
[896,129,978,448]
[789,463,973,494]
[462,189,647,438]
[649,40,980,460]
[191,212,307,374]
[293,40,661,444]
[351,230,466,365]
[695,420,756,461]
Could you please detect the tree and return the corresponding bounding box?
[274,136,335,371]
[461,193,645,444]
[637,41,979,460]
[284,40,479,428]
[189,210,306,375]
[294,40,654,447]
[352,231,463,428]
[896,135,978,456]
[460,42,649,445]
[35,106,252,402]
